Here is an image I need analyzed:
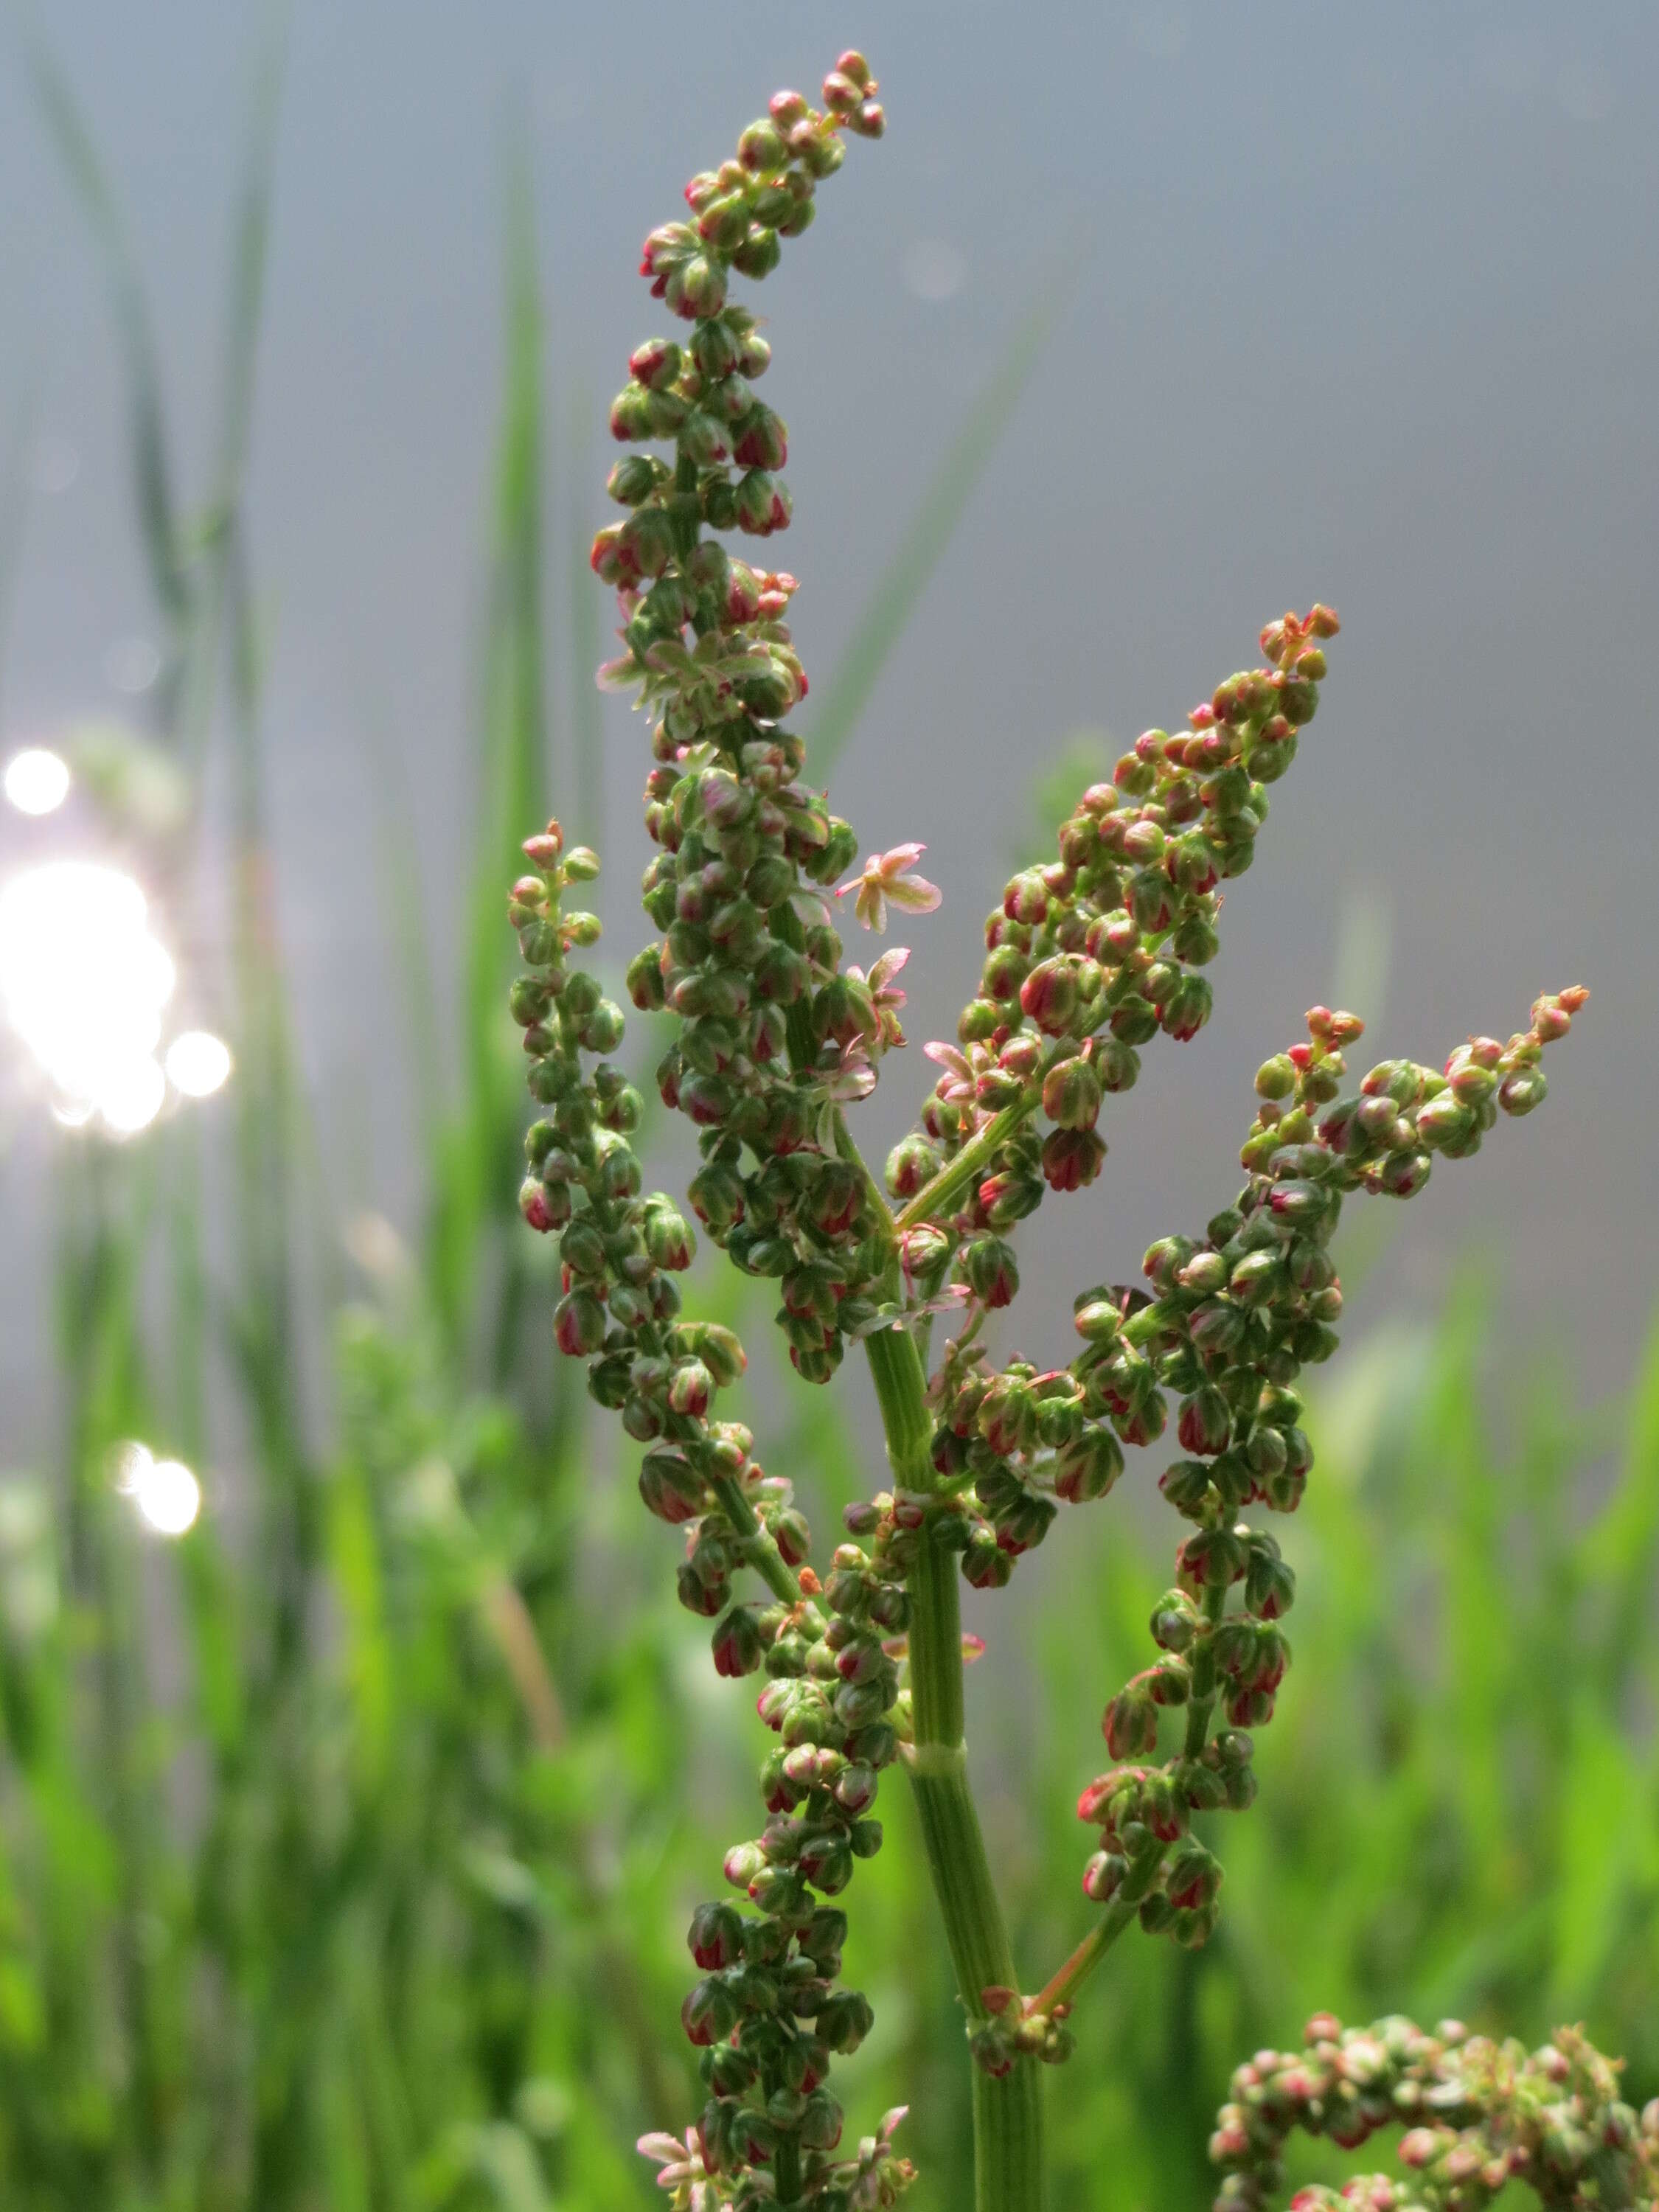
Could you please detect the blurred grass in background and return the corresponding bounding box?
[1,25,1655,2212]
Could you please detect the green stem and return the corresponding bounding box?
[1182,1580,1231,1756]
[864,1324,1045,2212]
[709,1470,804,1607]
[1030,1843,1162,2018]
[1030,1899,1135,2020]
[773,2135,803,2206]
[894,1094,1035,1234]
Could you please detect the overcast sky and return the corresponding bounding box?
[1,2,1655,1458]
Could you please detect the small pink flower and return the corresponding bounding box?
[835,841,942,933]
[923,1038,978,1103]
[846,945,910,1048]
[637,2127,703,2191]
[825,1040,877,1107]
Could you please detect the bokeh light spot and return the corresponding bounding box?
[4,749,72,815]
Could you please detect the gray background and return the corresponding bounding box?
[1,2,1655,1457]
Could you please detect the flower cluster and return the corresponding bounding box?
[886,608,1342,1321]
[594,54,903,1392]
[510,824,911,2210]
[525,40,1602,2210]
[641,2107,914,2212]
[1062,988,1586,1952]
[1210,2014,1659,2212]
[677,1516,917,2206]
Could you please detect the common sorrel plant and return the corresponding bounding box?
[509,50,1650,2212]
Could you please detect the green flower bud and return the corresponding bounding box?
[712,1604,767,1679]
[962,1235,1020,1308]
[734,467,791,535]
[669,254,727,320]
[1054,1425,1125,1503]
[1043,1055,1104,1130]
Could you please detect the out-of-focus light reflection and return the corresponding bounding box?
[114,1442,202,1537]
[0,861,176,1133]
[165,1029,232,1099]
[903,239,967,302]
[4,749,71,815]
[101,1056,167,1134]
[105,638,161,696]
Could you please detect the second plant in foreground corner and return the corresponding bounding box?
[506,47,1648,2212]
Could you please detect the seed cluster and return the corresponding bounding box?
[511,827,913,2209]
[1210,2014,1659,2212]
[594,55,901,1398]
[888,608,1341,1325]
[527,36,1598,2200]
[521,56,919,2208]
[1063,987,1585,1947]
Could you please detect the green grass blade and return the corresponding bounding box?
[210,0,289,516]
[0,389,31,728]
[806,286,1062,781]
[173,0,291,778]
[431,126,549,1366]
[1579,1305,1659,1694]
[18,10,187,625]
[466,128,546,1085]
[361,702,446,1164]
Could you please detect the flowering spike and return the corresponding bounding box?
[517,46,1598,2212]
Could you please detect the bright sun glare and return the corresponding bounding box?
[3,748,72,816]
[165,1029,233,1098]
[114,1442,202,1537]
[0,861,175,1133]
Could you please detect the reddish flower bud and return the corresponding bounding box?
[962,1236,1019,1308]
[737,119,785,173]
[733,404,788,470]
[712,1604,766,1679]
[1020,957,1080,1036]
[639,1447,705,1526]
[1054,1425,1125,1503]
[688,1901,744,1970]
[682,1976,737,2046]
[1043,1054,1103,1130]
[1041,1127,1106,1193]
[629,337,683,390]
[669,254,727,321]
[886,1133,942,1200]
[1102,1685,1158,1759]
[519,1178,557,1233]
[1082,1849,1127,1902]
[669,1359,713,1418]
[1178,1387,1231,1458]
[554,1290,607,1357]
[726,465,788,539]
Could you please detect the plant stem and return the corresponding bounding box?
[1029,1837,1164,2019]
[864,1324,1045,2212]
[894,1095,1035,1235]
[1029,1898,1138,2020]
[709,1470,804,1607]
